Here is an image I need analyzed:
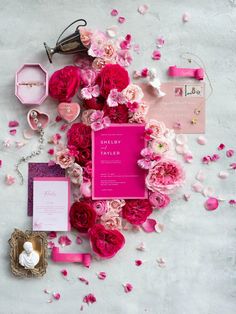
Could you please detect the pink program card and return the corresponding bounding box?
[92,124,147,199]
[33,177,70,231]
[141,81,205,134]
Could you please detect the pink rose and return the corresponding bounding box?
[146,119,166,139]
[49,66,80,102]
[80,179,92,198]
[80,28,93,47]
[151,138,171,154]
[89,224,125,259]
[149,191,170,209]
[55,148,75,169]
[107,199,125,213]
[93,201,108,216]
[67,163,83,185]
[101,213,122,230]
[103,43,117,60]
[122,84,144,103]
[146,159,185,194]
[81,109,96,126]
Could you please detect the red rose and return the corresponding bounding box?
[89,224,125,259]
[49,66,80,102]
[122,199,153,225]
[67,123,91,149]
[83,96,106,110]
[96,64,130,98]
[75,147,91,166]
[103,104,129,123]
[70,201,96,233]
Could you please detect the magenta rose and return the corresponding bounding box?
[103,104,129,123]
[149,191,170,209]
[67,123,91,149]
[122,199,153,225]
[70,201,96,233]
[49,66,81,102]
[89,224,125,259]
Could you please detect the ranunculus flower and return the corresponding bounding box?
[67,163,83,185]
[67,123,91,149]
[146,159,185,194]
[89,224,125,258]
[55,148,75,169]
[103,104,129,123]
[96,64,130,98]
[122,84,144,103]
[93,200,108,216]
[49,66,80,102]
[122,199,153,225]
[70,201,96,233]
[149,191,170,209]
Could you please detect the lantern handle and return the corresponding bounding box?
[56,19,87,45]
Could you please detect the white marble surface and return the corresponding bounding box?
[0,0,236,313]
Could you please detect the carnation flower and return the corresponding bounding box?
[103,104,129,123]
[70,201,96,233]
[116,50,133,67]
[146,159,185,194]
[83,96,106,110]
[81,109,96,126]
[122,199,153,225]
[96,64,130,98]
[67,163,83,185]
[89,224,125,259]
[55,148,75,169]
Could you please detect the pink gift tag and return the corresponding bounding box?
[142,82,205,134]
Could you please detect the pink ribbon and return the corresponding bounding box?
[51,246,92,268]
[168,65,204,80]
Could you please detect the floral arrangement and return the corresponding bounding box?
[48,27,185,260]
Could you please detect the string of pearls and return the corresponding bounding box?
[15,110,45,185]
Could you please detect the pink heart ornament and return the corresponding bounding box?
[58,102,80,123]
[27,109,49,131]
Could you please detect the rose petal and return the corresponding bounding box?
[106,25,118,37]
[53,293,61,300]
[218,143,225,150]
[135,260,142,266]
[202,187,214,197]
[111,9,118,16]
[118,16,126,24]
[47,241,55,249]
[183,193,191,201]
[183,151,193,163]
[48,231,57,239]
[141,218,157,233]
[196,170,206,182]
[182,12,190,22]
[79,277,89,285]
[226,149,234,158]
[152,50,161,60]
[8,120,19,128]
[176,134,188,145]
[5,175,15,185]
[230,163,236,170]
[23,128,35,139]
[204,197,219,211]
[97,272,107,280]
[48,149,54,155]
[156,36,165,48]
[229,199,236,205]
[9,129,16,136]
[123,283,133,293]
[175,144,188,155]
[76,235,83,245]
[197,136,207,145]
[192,182,203,193]
[157,257,166,268]
[61,269,68,277]
[83,293,96,304]
[58,235,72,247]
[136,242,145,251]
[218,171,229,179]
[138,4,149,15]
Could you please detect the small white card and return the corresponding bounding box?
[33,177,70,231]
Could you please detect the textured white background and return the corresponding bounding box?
[0,1,236,313]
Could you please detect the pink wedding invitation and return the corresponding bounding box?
[141,81,205,134]
[33,177,70,231]
[92,124,147,199]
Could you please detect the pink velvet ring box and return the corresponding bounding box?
[15,63,48,105]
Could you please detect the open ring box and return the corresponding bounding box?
[15,63,48,105]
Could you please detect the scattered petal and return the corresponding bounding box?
[48,231,57,239]
[48,133,61,145]
[205,197,219,211]
[55,115,63,122]
[202,187,214,197]
[97,272,107,280]
[138,4,149,15]
[183,193,191,201]
[106,25,118,37]
[9,129,16,136]
[8,120,19,128]
[152,50,161,60]
[79,277,89,285]
[47,149,54,155]
[133,44,140,54]
[61,269,68,277]
[176,134,188,145]
[53,293,61,300]
[182,12,190,22]
[60,123,69,132]
[218,143,225,150]
[118,16,126,24]
[142,218,157,233]
[15,141,26,148]
[226,149,234,158]
[3,139,11,148]
[48,241,55,249]
[76,235,83,245]
[218,171,229,179]
[197,136,207,145]
[44,289,51,294]
[141,68,149,77]
[5,175,15,185]
[230,163,236,170]
[136,242,145,251]
[175,144,188,155]
[211,154,220,162]
[123,283,133,293]
[196,170,206,182]
[229,199,236,205]
[155,222,165,233]
[23,128,35,139]
[192,181,203,193]
[156,36,165,48]
[135,260,142,266]
[111,9,118,16]
[58,235,72,247]
[83,293,96,304]
[183,151,193,163]
[157,257,166,268]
